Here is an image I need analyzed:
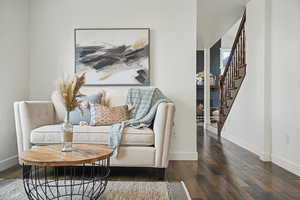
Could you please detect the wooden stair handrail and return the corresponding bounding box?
[221,11,246,83]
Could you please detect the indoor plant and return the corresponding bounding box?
[58,73,85,151]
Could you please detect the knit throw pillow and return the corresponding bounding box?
[90,104,130,126]
[69,92,102,125]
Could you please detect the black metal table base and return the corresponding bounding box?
[22,158,110,200]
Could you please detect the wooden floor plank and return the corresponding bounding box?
[1,127,300,200]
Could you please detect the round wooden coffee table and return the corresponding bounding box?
[21,144,113,200]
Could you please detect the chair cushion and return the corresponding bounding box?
[31,124,154,146]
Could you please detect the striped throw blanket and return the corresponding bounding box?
[109,88,171,157]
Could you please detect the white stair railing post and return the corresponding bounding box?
[204,48,211,130]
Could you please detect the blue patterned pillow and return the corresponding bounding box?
[69,93,102,125]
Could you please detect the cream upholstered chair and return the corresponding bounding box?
[14,88,175,173]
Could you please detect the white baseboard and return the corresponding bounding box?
[0,155,18,172]
[259,153,272,162]
[223,134,300,176]
[223,134,264,159]
[272,154,300,176]
[169,152,198,160]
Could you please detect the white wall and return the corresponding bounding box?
[222,0,267,158]
[221,19,241,49]
[222,0,300,176]
[0,0,29,170]
[270,0,300,175]
[197,0,249,49]
[29,0,198,160]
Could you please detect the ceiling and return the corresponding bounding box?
[197,0,250,49]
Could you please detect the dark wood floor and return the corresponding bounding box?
[1,127,300,200]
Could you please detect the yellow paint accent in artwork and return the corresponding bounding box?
[132,39,146,49]
[99,72,113,80]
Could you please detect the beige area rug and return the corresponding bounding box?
[0,179,191,200]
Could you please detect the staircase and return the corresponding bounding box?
[218,11,247,136]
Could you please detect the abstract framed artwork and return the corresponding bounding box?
[74,28,150,86]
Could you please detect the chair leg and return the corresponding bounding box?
[158,168,166,181]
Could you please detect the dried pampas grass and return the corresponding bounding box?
[58,73,85,112]
[100,90,111,107]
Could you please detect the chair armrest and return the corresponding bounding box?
[14,101,56,162]
[153,102,175,168]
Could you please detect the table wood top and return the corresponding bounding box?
[21,144,113,166]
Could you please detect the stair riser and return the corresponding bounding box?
[226,91,234,99]
[232,76,244,89]
[221,73,246,119]
[223,74,246,110]
[234,67,246,79]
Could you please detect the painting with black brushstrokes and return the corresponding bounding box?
[75,28,150,86]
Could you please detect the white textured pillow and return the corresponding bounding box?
[51,91,66,123]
